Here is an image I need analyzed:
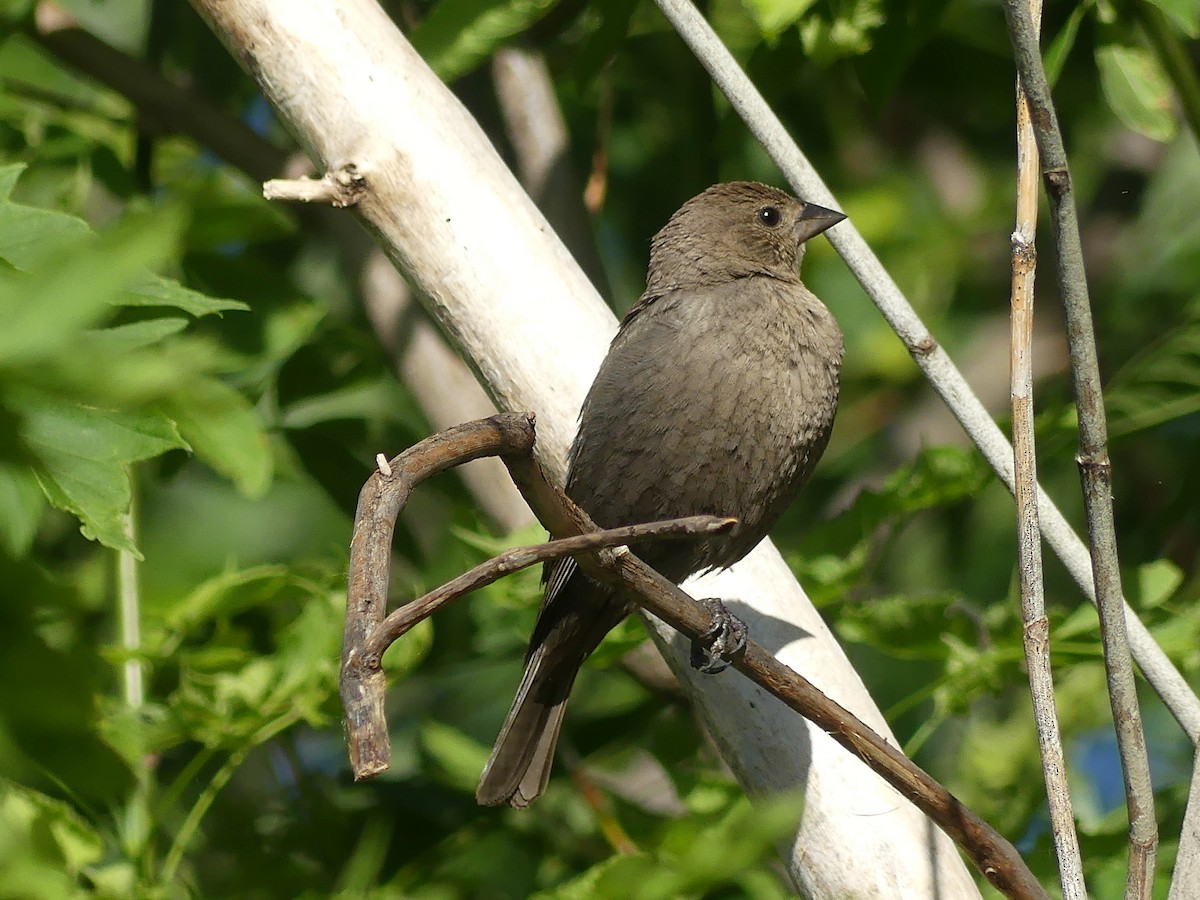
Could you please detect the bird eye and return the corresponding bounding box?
[757,206,782,227]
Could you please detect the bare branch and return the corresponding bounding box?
[263,166,366,206]
[341,414,538,779]
[360,515,737,662]
[1170,751,1200,899]
[1003,0,1158,894]
[1009,1,1085,895]
[343,414,1047,899]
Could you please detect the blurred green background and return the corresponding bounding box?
[1,0,1198,896]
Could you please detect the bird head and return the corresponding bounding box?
[645,181,844,294]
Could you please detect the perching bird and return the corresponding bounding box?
[476,181,845,808]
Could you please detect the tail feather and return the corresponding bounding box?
[477,565,627,808]
[476,645,576,807]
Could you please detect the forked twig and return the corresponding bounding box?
[341,413,1046,899]
[341,413,730,777]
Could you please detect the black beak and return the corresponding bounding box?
[794,202,846,243]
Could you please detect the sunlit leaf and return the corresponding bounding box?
[19,394,188,554]
[1135,558,1184,608]
[0,205,184,365]
[799,0,884,64]
[1044,3,1087,85]
[1096,42,1177,142]
[420,720,491,792]
[0,462,43,556]
[742,0,817,41]
[0,163,90,270]
[163,378,272,498]
[121,273,248,317]
[1144,0,1200,36]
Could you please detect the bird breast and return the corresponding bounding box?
[567,275,843,578]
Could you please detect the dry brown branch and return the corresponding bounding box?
[341,413,1047,900]
[1009,0,1083,894]
[361,516,737,663]
[341,414,732,777]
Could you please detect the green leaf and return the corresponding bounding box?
[1106,296,1200,435]
[120,273,249,317]
[279,376,421,433]
[0,462,44,557]
[1135,558,1184,608]
[569,0,639,85]
[742,0,817,41]
[798,0,884,64]
[1095,43,1177,142]
[0,205,186,365]
[411,0,561,81]
[85,319,190,353]
[162,378,272,498]
[535,855,657,900]
[0,1,36,23]
[420,720,491,792]
[1044,4,1087,86]
[167,573,342,748]
[165,565,299,633]
[1144,0,1200,37]
[0,164,90,270]
[18,393,188,554]
[0,779,105,895]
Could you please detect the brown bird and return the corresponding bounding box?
[476,181,845,808]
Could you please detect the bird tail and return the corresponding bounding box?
[475,641,576,808]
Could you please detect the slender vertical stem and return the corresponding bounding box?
[159,713,299,884]
[1010,1,1085,894]
[118,480,144,709]
[1004,2,1158,895]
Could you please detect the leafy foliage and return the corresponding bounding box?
[0,0,1198,896]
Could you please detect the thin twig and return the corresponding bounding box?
[1004,1,1158,895]
[263,166,366,207]
[360,515,737,663]
[650,0,1200,741]
[1010,0,1084,892]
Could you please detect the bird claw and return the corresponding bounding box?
[690,598,747,674]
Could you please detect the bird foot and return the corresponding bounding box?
[690,598,747,674]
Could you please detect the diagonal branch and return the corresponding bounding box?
[1003,1,1158,895]
[342,413,1047,900]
